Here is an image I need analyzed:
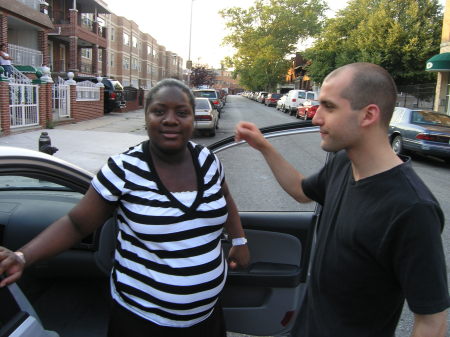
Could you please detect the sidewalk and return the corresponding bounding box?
[0,109,148,173]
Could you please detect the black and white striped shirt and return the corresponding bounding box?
[91,140,228,327]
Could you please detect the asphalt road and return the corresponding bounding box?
[55,94,450,337]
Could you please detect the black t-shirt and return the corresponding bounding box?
[299,151,449,337]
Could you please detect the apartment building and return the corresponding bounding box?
[45,0,110,76]
[105,13,183,89]
[0,0,53,68]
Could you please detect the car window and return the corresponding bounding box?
[195,99,210,110]
[216,131,326,212]
[0,175,74,191]
[298,91,306,99]
[391,108,406,123]
[111,81,124,90]
[193,91,216,99]
[306,92,315,100]
[412,111,450,127]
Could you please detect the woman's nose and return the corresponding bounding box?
[162,110,178,124]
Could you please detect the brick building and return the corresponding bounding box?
[427,0,450,114]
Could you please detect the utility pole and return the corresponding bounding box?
[187,0,194,87]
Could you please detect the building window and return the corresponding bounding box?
[110,27,115,41]
[147,63,151,74]
[123,33,130,46]
[81,48,91,59]
[110,52,114,67]
[132,36,138,48]
[147,45,151,55]
[123,56,130,70]
[132,57,138,70]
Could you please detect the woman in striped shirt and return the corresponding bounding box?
[0,78,249,337]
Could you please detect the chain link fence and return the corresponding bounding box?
[396,83,436,110]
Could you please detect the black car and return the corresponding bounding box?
[388,107,450,163]
[72,77,126,113]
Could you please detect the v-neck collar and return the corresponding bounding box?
[143,140,204,213]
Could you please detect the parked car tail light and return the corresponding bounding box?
[292,98,296,102]
[110,92,116,100]
[212,100,220,105]
[195,115,212,121]
[416,133,449,143]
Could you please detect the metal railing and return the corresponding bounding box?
[8,44,43,67]
[16,0,40,11]
[76,81,100,101]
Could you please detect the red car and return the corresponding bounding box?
[297,100,320,120]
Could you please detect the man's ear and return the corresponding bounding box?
[360,104,381,127]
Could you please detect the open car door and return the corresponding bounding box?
[0,122,324,337]
[210,122,325,336]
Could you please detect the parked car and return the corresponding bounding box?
[388,107,450,163]
[276,94,288,111]
[296,100,320,120]
[264,93,283,107]
[72,77,126,114]
[0,121,323,337]
[285,90,318,115]
[194,97,219,137]
[256,91,269,104]
[193,89,223,115]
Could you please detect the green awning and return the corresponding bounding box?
[426,53,450,72]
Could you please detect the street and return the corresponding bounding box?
[1,94,449,336]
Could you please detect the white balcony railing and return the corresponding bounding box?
[16,0,41,11]
[9,44,43,67]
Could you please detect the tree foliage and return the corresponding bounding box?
[190,64,216,88]
[221,0,327,91]
[303,0,443,85]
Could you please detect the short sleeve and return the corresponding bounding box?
[385,202,450,314]
[91,155,126,203]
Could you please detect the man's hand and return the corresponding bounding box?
[235,121,269,152]
[0,247,26,287]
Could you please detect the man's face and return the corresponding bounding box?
[312,70,364,153]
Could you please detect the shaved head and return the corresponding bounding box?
[324,63,397,127]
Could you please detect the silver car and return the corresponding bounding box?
[194,97,219,137]
[388,107,450,163]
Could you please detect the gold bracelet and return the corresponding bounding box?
[14,251,26,265]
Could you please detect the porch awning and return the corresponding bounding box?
[425,53,450,72]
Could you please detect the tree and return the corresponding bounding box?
[221,0,327,91]
[303,0,443,85]
[190,64,216,88]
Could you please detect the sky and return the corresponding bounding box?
[104,0,446,69]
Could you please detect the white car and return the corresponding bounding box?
[276,94,288,111]
[285,90,318,115]
[194,97,219,137]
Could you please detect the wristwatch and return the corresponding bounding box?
[231,237,248,246]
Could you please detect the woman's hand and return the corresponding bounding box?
[227,244,250,270]
[0,247,26,287]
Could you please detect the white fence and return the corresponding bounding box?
[9,44,43,68]
[9,81,39,128]
[52,77,70,118]
[76,81,100,101]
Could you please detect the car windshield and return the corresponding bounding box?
[195,99,210,110]
[411,111,450,127]
[271,94,282,99]
[194,91,216,99]
[298,92,306,99]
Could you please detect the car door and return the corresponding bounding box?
[210,121,325,337]
[0,121,325,337]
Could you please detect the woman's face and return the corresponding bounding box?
[146,86,194,154]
